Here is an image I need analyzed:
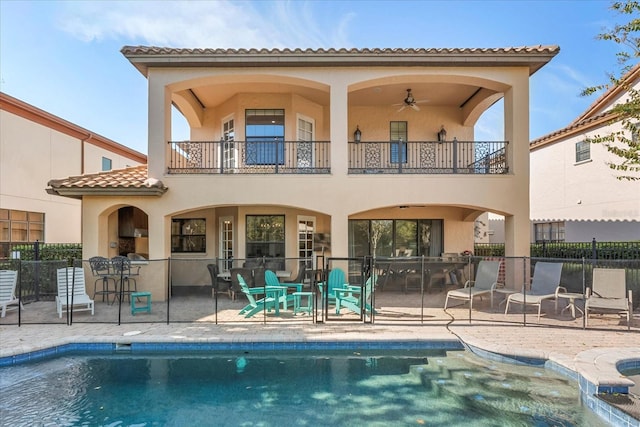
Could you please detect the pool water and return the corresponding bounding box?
[0,349,608,426]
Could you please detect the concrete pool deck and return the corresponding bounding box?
[1,301,639,425]
[1,317,638,383]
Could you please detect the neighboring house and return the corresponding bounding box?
[47,46,558,299]
[528,65,640,243]
[0,92,147,257]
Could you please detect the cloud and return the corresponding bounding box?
[56,0,352,48]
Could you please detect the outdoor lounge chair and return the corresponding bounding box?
[56,267,95,318]
[504,262,565,322]
[335,274,377,315]
[585,268,632,329]
[237,274,284,318]
[0,270,23,317]
[444,260,502,310]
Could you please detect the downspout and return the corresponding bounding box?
[79,133,92,254]
[81,133,92,174]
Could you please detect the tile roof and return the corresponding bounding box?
[530,64,640,150]
[121,46,559,56]
[47,165,166,199]
[530,110,617,150]
[122,45,560,76]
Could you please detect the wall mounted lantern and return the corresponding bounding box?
[437,125,447,142]
[354,125,362,143]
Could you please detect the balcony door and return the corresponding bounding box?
[297,115,314,168]
[219,216,234,270]
[245,109,284,165]
[222,117,236,170]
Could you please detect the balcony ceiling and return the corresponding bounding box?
[189,82,480,109]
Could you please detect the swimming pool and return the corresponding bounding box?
[0,345,608,426]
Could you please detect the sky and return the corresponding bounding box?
[0,0,626,155]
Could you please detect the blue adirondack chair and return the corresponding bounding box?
[237,274,283,318]
[335,274,378,315]
[317,268,346,309]
[263,270,294,309]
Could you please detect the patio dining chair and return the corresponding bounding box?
[207,264,231,298]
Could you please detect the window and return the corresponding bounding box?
[575,141,590,163]
[171,219,206,253]
[245,109,285,165]
[0,209,45,257]
[246,215,285,258]
[534,222,565,243]
[348,219,443,257]
[390,121,408,163]
[102,157,112,171]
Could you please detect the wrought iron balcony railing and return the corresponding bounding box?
[167,139,508,175]
[168,140,331,174]
[348,140,509,174]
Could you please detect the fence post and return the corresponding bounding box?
[34,240,41,301]
[591,238,597,263]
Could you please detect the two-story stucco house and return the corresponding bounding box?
[0,92,147,258]
[46,46,558,300]
[529,64,640,243]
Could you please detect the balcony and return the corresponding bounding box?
[348,140,509,174]
[167,139,508,175]
[168,140,331,174]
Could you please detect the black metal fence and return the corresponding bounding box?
[1,255,638,332]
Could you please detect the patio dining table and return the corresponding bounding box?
[218,270,291,280]
[378,258,469,293]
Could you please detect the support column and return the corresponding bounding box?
[330,212,349,259]
[329,80,349,176]
[503,70,530,258]
[327,80,350,258]
[147,71,172,180]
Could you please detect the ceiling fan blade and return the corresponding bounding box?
[410,104,420,111]
[397,105,406,112]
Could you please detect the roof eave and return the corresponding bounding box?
[47,187,168,199]
[121,46,560,78]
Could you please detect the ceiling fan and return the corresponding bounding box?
[395,88,427,112]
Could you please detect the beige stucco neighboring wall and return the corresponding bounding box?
[531,119,640,222]
[530,77,640,239]
[0,98,146,245]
